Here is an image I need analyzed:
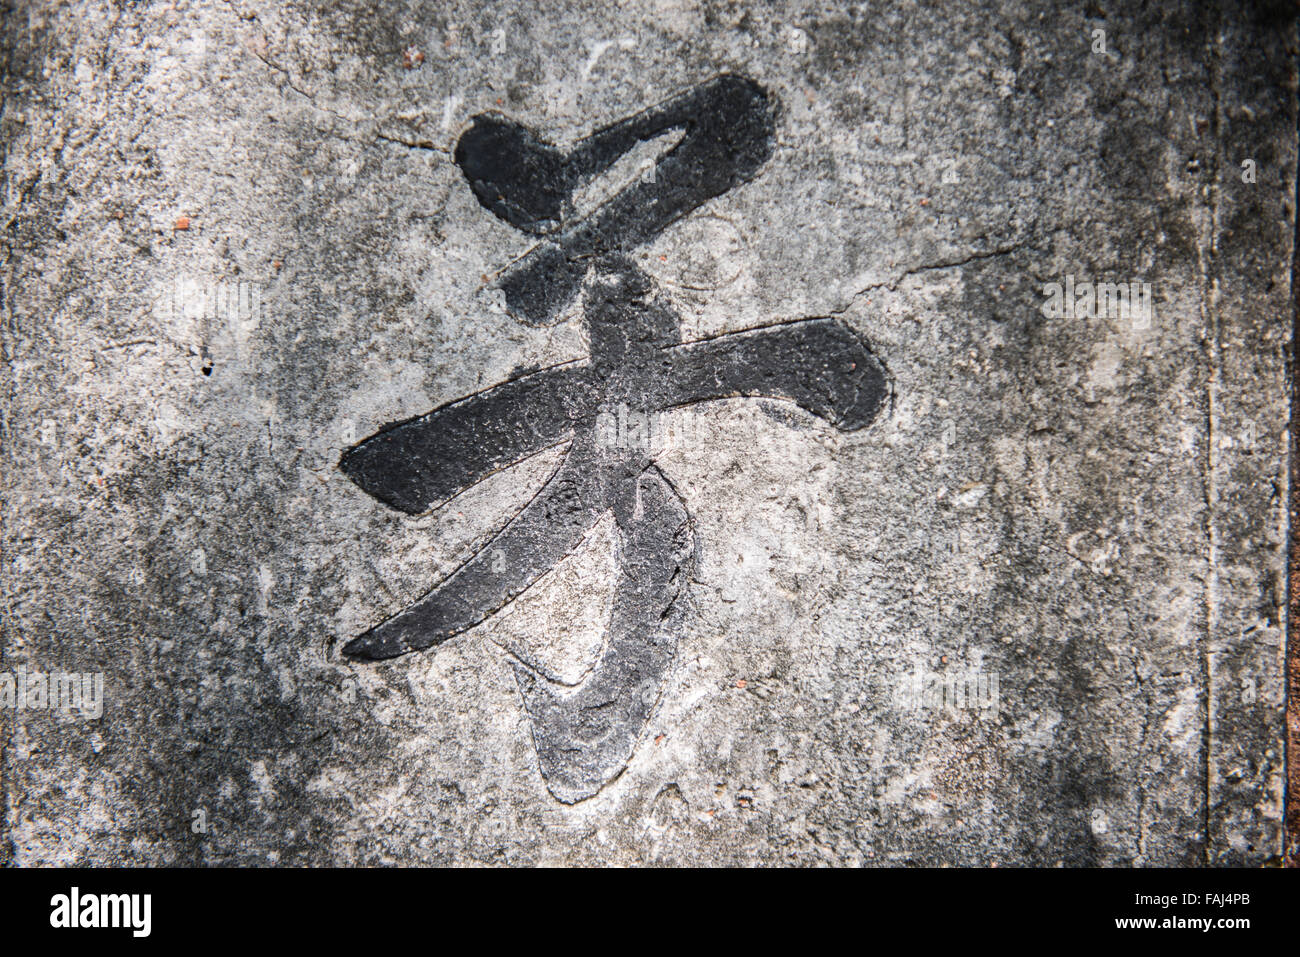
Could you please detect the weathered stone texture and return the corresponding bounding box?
[1,0,1294,865]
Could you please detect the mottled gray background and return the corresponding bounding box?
[1,0,1294,865]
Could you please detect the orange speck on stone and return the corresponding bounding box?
[113,210,124,220]
[272,260,283,270]
[919,198,930,207]
[655,734,665,745]
[174,216,190,230]
[736,679,747,689]
[403,46,424,69]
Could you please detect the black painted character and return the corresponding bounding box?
[341,75,888,802]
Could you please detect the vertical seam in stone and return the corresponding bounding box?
[1197,7,1227,866]
[1287,17,1300,870]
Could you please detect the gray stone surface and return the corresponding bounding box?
[1,0,1294,865]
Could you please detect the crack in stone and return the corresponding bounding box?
[829,241,1029,319]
